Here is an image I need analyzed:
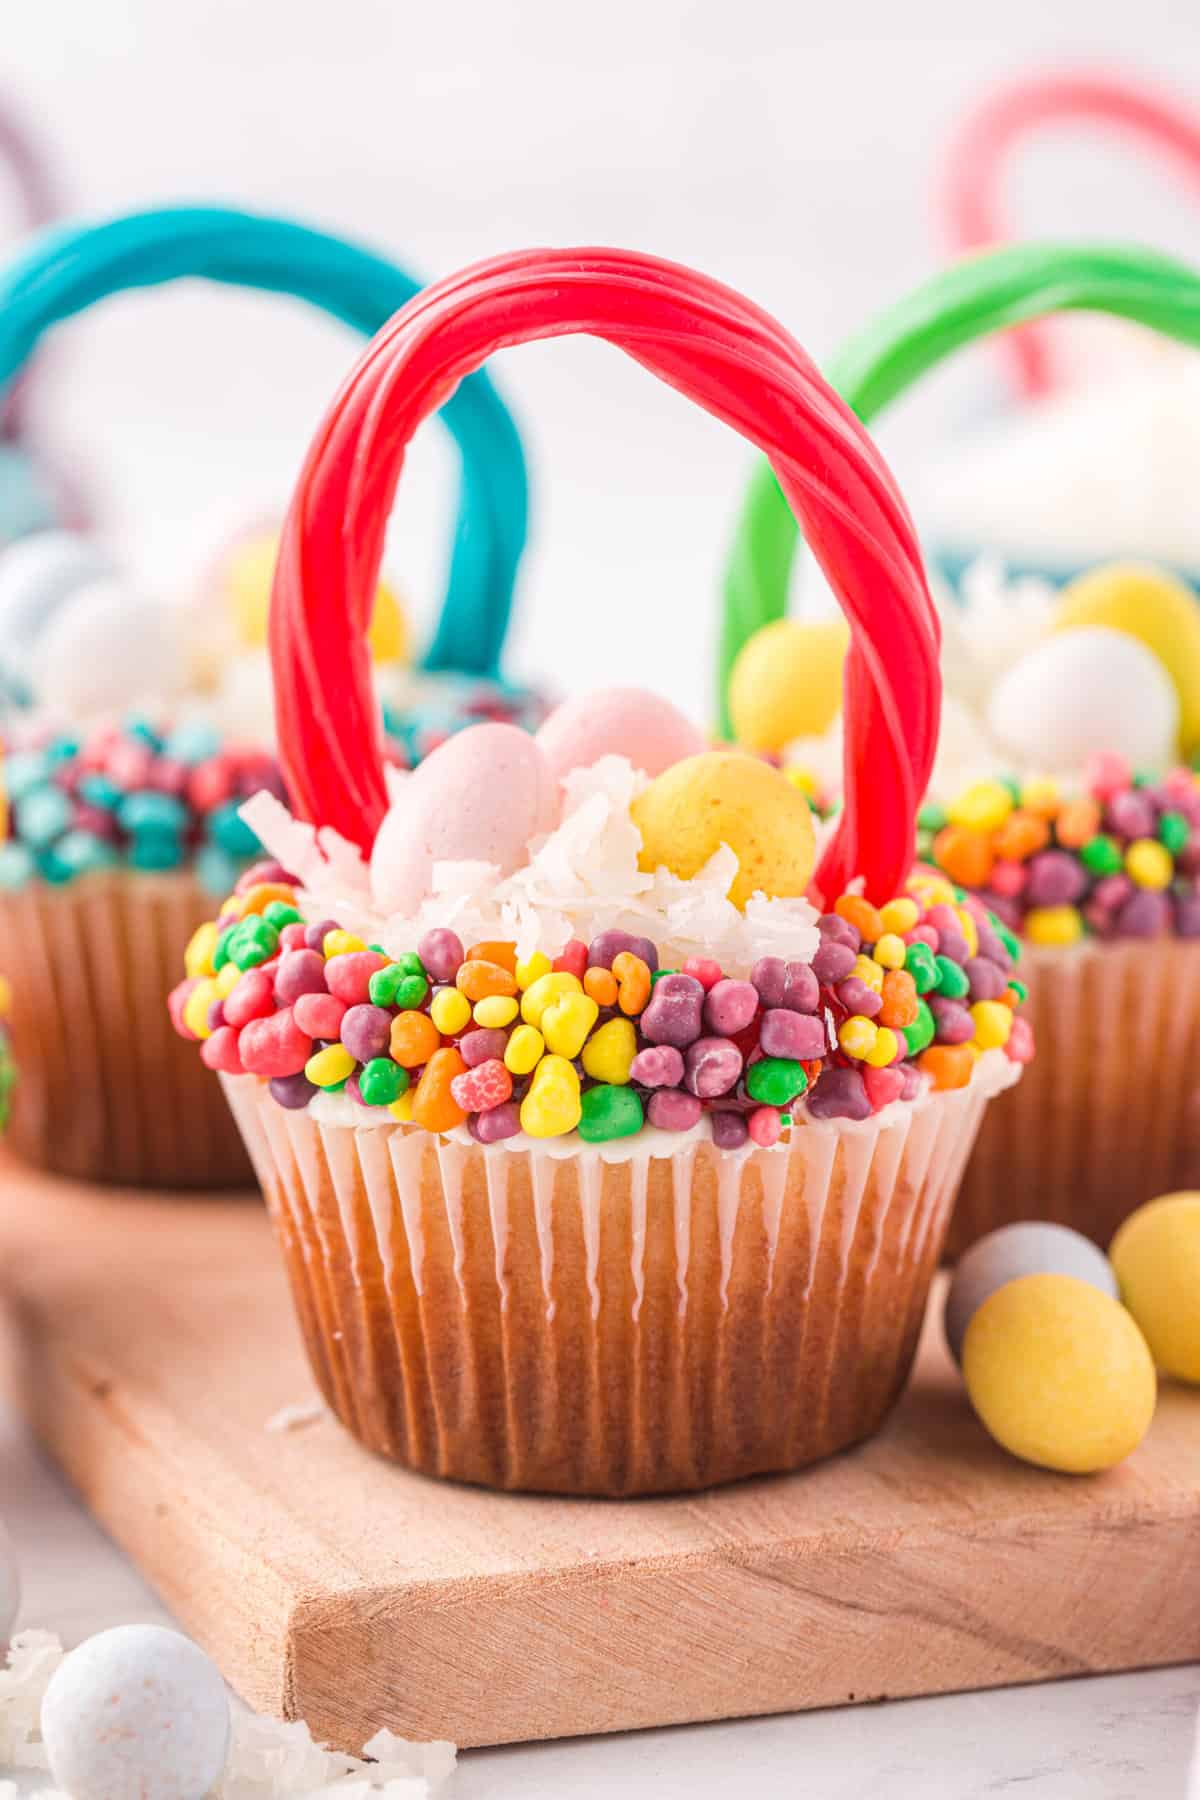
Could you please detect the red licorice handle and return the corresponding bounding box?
[271,249,941,904]
[943,72,1200,399]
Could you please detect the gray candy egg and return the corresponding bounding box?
[944,1222,1118,1364]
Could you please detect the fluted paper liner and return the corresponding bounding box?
[0,873,252,1188]
[947,940,1200,1259]
[223,1060,1017,1495]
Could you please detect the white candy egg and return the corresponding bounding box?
[0,1517,18,1642]
[945,1221,1118,1364]
[29,579,187,718]
[985,626,1180,774]
[41,1625,230,1800]
[0,530,113,696]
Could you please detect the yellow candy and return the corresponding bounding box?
[541,992,599,1060]
[226,531,409,664]
[515,951,553,990]
[1125,838,1173,891]
[0,974,9,1017]
[215,961,243,998]
[727,616,849,752]
[580,1016,637,1085]
[879,897,919,936]
[1020,776,1061,818]
[1054,562,1200,755]
[305,1044,356,1088]
[504,1024,545,1075]
[474,994,519,1029]
[389,1089,415,1123]
[520,1054,582,1138]
[971,1000,1012,1050]
[521,970,583,1026]
[1025,905,1084,947]
[947,779,1014,834]
[184,921,219,979]
[1110,1192,1200,1382]
[182,978,219,1041]
[631,751,815,909]
[838,1015,878,1060]
[864,1026,899,1068]
[323,929,367,959]
[429,986,472,1036]
[907,871,956,908]
[962,1273,1156,1473]
[852,954,884,994]
[954,906,979,960]
[783,765,819,799]
[872,932,906,970]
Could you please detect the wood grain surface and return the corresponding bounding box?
[0,1156,1197,1753]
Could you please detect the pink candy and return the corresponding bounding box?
[238,1008,312,1077]
[747,1105,781,1147]
[200,1026,245,1074]
[450,1059,513,1113]
[292,991,347,1039]
[552,939,588,980]
[223,968,276,1029]
[325,951,388,1005]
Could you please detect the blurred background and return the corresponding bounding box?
[5,0,1200,719]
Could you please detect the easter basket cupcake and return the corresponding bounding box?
[723,242,1200,1253]
[0,205,527,1188]
[172,247,1028,1496]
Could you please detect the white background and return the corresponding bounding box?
[5,0,1200,721]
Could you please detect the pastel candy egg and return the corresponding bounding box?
[985,627,1179,774]
[630,750,815,908]
[1110,1192,1200,1383]
[727,616,849,752]
[962,1273,1156,1474]
[536,686,706,781]
[944,1221,1118,1364]
[370,722,559,914]
[41,1625,230,1800]
[1053,563,1200,756]
[0,529,114,697]
[29,579,187,717]
[222,530,409,663]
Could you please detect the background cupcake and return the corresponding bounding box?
[722,240,1200,1253]
[0,202,529,1188]
[175,246,1028,1496]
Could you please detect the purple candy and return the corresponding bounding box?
[834,976,883,1021]
[710,1109,750,1149]
[935,926,970,966]
[684,1037,744,1098]
[460,1027,509,1067]
[469,1100,522,1143]
[1116,889,1171,937]
[1107,791,1156,841]
[781,961,819,1012]
[751,955,787,1007]
[965,956,1007,1002]
[1093,872,1134,911]
[806,1066,871,1121]
[1025,849,1088,908]
[269,1072,316,1109]
[899,1063,924,1102]
[973,916,1013,969]
[640,973,705,1046]
[703,978,758,1036]
[812,938,856,985]
[417,927,464,984]
[587,929,659,973]
[630,1044,685,1088]
[274,948,329,1004]
[930,998,975,1044]
[760,1007,828,1060]
[1175,892,1200,937]
[817,912,861,952]
[750,956,819,1012]
[340,1003,393,1063]
[303,917,341,953]
[647,1088,703,1132]
[1083,898,1117,938]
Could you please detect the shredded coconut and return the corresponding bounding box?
[263,1397,327,1435]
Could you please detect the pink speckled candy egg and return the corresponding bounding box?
[371,722,559,914]
[536,686,706,782]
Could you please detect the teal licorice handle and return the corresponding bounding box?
[718,242,1200,735]
[0,205,529,676]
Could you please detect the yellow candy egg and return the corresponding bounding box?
[1053,562,1200,756]
[962,1273,1156,1473]
[631,751,815,909]
[1110,1192,1200,1383]
[727,617,849,753]
[225,532,409,664]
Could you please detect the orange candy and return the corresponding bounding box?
[834,894,884,942]
[932,826,994,890]
[918,1043,974,1091]
[456,958,518,1001]
[583,966,619,1007]
[411,1046,469,1133]
[1054,798,1101,848]
[467,940,517,974]
[612,950,651,1015]
[389,1009,441,1068]
[990,809,1050,863]
[879,968,918,1029]
[232,881,297,918]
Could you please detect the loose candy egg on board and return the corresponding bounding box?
[944,1221,1119,1364]
[536,686,707,782]
[1053,563,1200,757]
[985,627,1180,774]
[962,1273,1156,1474]
[630,750,816,908]
[41,1625,230,1800]
[0,529,114,697]
[1110,1192,1200,1383]
[727,617,849,752]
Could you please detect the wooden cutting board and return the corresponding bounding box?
[0,1156,1197,1754]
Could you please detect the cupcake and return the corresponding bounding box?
[722,241,1200,1253]
[0,202,529,1187]
[170,245,1028,1495]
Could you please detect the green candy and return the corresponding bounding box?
[578,1083,644,1142]
[393,951,426,978]
[650,968,678,986]
[1080,834,1124,877]
[903,999,936,1058]
[915,829,935,863]
[213,924,236,972]
[994,921,1021,964]
[226,915,280,971]
[368,964,404,1006]
[933,954,970,998]
[263,901,302,930]
[904,941,939,994]
[917,801,947,833]
[998,775,1022,805]
[357,1058,409,1107]
[746,1057,808,1106]
[1008,977,1028,1003]
[1158,811,1190,857]
[392,972,428,1010]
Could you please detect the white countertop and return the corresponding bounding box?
[4,1401,1196,1800]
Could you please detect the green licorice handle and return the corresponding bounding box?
[718,242,1200,737]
